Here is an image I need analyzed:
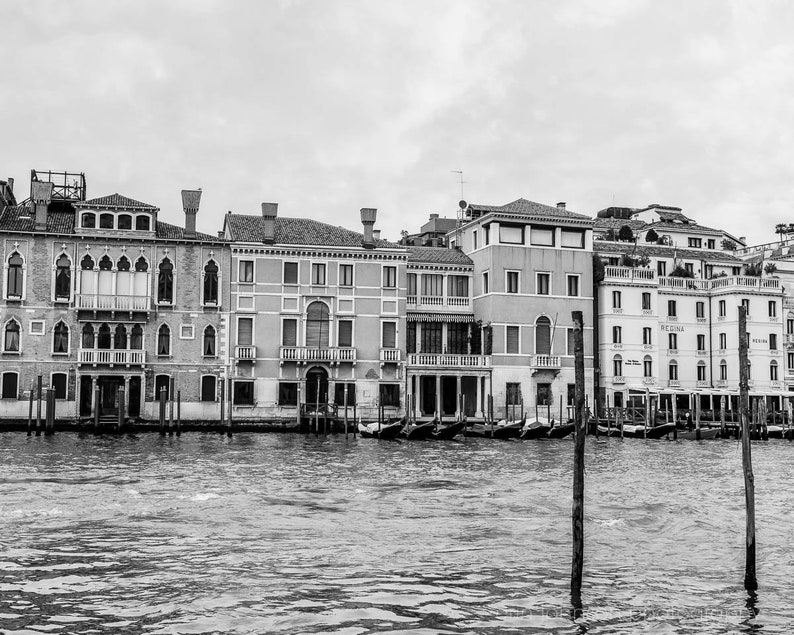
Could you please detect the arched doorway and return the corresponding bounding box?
[305,367,328,407]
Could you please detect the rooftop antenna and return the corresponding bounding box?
[451,170,466,200]
[451,170,468,248]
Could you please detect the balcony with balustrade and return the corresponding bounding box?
[406,294,472,312]
[280,346,357,364]
[379,348,402,364]
[76,293,151,315]
[407,353,491,369]
[531,355,561,371]
[603,266,657,284]
[79,349,146,367]
[236,346,257,361]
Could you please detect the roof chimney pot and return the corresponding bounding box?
[360,208,377,248]
[557,202,566,211]
[261,202,278,244]
[181,189,202,238]
[32,180,53,231]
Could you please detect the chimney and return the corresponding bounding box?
[7,177,13,193]
[360,208,377,248]
[261,202,278,244]
[373,229,381,241]
[32,180,53,231]
[429,213,439,219]
[181,189,202,238]
[557,202,566,212]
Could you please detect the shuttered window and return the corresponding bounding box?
[535,317,551,355]
[306,302,329,347]
[283,262,298,284]
[421,274,443,296]
[506,326,519,354]
[338,320,352,347]
[447,323,468,354]
[282,319,297,346]
[382,322,396,348]
[237,318,253,346]
[421,322,442,353]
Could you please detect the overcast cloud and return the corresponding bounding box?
[2,0,793,244]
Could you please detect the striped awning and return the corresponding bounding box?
[407,312,475,323]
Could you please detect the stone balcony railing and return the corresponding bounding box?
[407,353,491,368]
[76,293,150,311]
[532,355,561,369]
[379,348,401,363]
[603,266,656,283]
[407,295,471,310]
[79,349,145,366]
[280,346,357,363]
[236,345,257,360]
[603,268,781,294]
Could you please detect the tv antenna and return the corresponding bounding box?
[451,170,466,200]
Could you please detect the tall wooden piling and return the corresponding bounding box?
[168,377,175,436]
[695,394,701,441]
[644,387,650,438]
[27,385,34,436]
[720,395,726,437]
[343,384,349,439]
[219,377,226,432]
[314,377,320,437]
[93,385,100,432]
[36,375,43,436]
[117,386,125,433]
[45,388,55,435]
[571,310,586,606]
[738,307,757,591]
[227,377,233,437]
[159,387,166,434]
[176,390,181,437]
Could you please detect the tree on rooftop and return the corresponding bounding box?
[764,262,778,276]
[618,225,634,242]
[645,228,658,243]
[669,265,694,278]
[721,238,737,251]
[744,262,762,277]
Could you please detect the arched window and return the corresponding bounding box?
[203,259,219,305]
[130,325,143,349]
[157,324,171,356]
[697,361,707,381]
[201,375,216,401]
[7,252,23,298]
[54,254,71,300]
[612,354,622,377]
[158,258,174,303]
[81,324,94,348]
[81,255,95,270]
[203,325,216,357]
[643,355,652,377]
[117,256,131,271]
[306,301,330,347]
[53,322,69,354]
[81,212,96,228]
[4,319,20,352]
[720,359,728,381]
[136,215,151,231]
[114,324,127,349]
[668,360,678,380]
[97,323,111,349]
[117,214,132,230]
[98,255,113,271]
[99,213,114,229]
[134,257,148,272]
[770,360,778,381]
[535,316,551,355]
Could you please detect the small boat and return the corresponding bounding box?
[358,418,405,439]
[492,415,525,440]
[548,422,576,439]
[645,422,677,439]
[464,423,491,438]
[404,417,438,440]
[766,425,784,439]
[520,418,551,440]
[677,427,720,440]
[596,424,623,437]
[433,420,466,440]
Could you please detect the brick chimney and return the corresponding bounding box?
[261,202,278,244]
[7,177,13,193]
[557,202,566,212]
[181,189,202,238]
[360,208,377,248]
[32,181,53,231]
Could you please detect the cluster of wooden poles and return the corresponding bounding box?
[25,375,55,437]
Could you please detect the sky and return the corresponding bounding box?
[2,0,794,245]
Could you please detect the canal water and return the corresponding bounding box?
[0,433,792,634]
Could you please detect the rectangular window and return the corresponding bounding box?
[278,382,298,406]
[29,320,45,335]
[537,383,552,406]
[338,320,353,347]
[613,357,623,376]
[506,382,521,405]
[155,375,170,401]
[642,293,651,310]
[771,364,778,381]
[379,384,400,407]
[719,300,726,317]
[201,375,217,402]
[770,334,778,350]
[339,264,353,287]
[657,261,667,277]
[697,334,706,351]
[334,382,356,407]
[239,260,254,283]
[506,325,519,354]
[688,237,702,248]
[238,317,253,346]
[567,328,576,355]
[311,263,326,285]
[382,322,396,348]
[446,323,468,355]
[561,229,584,248]
[180,325,195,339]
[482,272,489,294]
[721,364,728,380]
[233,381,254,405]
[719,333,727,349]
[769,301,777,318]
[669,333,677,350]
[484,225,490,245]
[530,226,554,246]
[383,266,397,288]
[697,364,706,381]
[472,230,478,250]
[789,352,794,370]
[644,358,653,378]
[448,275,468,298]
[421,322,442,353]
[788,319,794,335]
[282,318,297,346]
[696,302,705,318]
[567,383,576,406]
[612,291,621,308]
[643,327,652,345]
[1,372,18,399]
[707,239,715,249]
[613,326,622,343]
[669,364,678,380]
[421,274,443,297]
[407,273,417,297]
[407,322,416,353]
[52,373,67,399]
[741,299,750,316]
[685,263,694,276]
[283,262,298,284]
[499,225,524,244]
[506,271,519,294]
[536,273,550,295]
[668,300,677,317]
[567,275,579,297]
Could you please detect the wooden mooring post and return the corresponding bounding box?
[738,307,757,591]
[158,387,167,435]
[343,384,349,439]
[45,388,55,435]
[36,375,43,437]
[227,377,233,438]
[695,393,701,441]
[571,310,586,609]
[168,378,175,436]
[27,384,34,437]
[93,385,100,432]
[117,386,125,434]
[219,377,226,433]
[176,390,181,437]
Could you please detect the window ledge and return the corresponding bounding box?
[52,352,69,357]
[2,351,21,355]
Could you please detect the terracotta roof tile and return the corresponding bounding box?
[226,214,400,248]
[0,204,75,233]
[155,221,221,242]
[407,246,472,265]
[77,193,158,210]
[469,198,592,221]
[594,240,742,263]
